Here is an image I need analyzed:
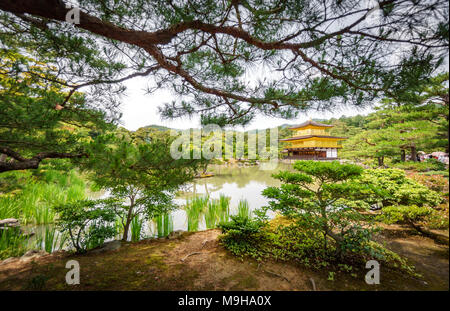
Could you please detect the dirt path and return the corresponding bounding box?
[0,227,448,291]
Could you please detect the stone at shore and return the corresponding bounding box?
[167,230,185,239]
[90,240,122,254]
[19,250,48,263]
[0,218,20,228]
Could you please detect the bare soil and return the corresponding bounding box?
[0,225,448,291]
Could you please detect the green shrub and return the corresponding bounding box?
[408,173,449,193]
[0,227,28,260]
[379,205,433,225]
[262,160,377,258]
[54,199,117,253]
[392,159,446,172]
[360,169,442,207]
[219,218,416,275]
[218,215,266,259]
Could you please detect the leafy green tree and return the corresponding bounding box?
[54,199,117,253]
[381,72,449,153]
[341,72,449,165]
[0,49,113,172]
[263,160,377,257]
[0,1,447,127]
[80,133,202,241]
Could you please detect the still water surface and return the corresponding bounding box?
[32,163,292,245]
[167,163,291,234]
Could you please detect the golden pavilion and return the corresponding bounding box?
[281,120,346,160]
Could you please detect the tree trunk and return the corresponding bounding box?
[410,145,417,162]
[122,218,131,241]
[122,198,135,241]
[406,220,449,245]
[377,156,384,167]
[401,149,406,162]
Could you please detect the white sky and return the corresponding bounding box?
[119,77,374,131]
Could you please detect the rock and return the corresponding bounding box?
[19,250,47,262]
[90,240,121,254]
[370,202,383,210]
[22,250,44,257]
[167,230,185,240]
[0,218,20,228]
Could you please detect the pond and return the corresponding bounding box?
[29,162,293,248]
[110,162,292,239]
[166,163,292,234]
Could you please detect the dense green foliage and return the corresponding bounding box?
[0,1,447,127]
[219,161,447,276]
[219,214,417,276]
[359,169,443,208]
[54,199,117,253]
[262,161,377,257]
[0,167,88,224]
[328,73,449,164]
[0,227,28,260]
[380,205,434,225]
[0,48,115,172]
[80,133,203,241]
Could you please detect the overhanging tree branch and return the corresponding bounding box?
[0,146,87,172]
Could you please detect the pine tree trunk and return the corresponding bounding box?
[401,149,406,162]
[411,145,417,162]
[377,156,384,166]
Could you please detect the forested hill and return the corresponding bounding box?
[137,72,448,166]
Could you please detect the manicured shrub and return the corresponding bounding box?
[408,173,449,194]
[379,205,448,243]
[392,159,446,172]
[218,215,266,259]
[360,169,442,207]
[380,205,433,225]
[262,160,377,258]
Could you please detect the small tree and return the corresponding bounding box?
[82,133,201,241]
[54,199,117,253]
[263,160,377,257]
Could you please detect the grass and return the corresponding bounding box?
[218,194,231,223]
[0,169,88,225]
[185,195,231,231]
[0,167,91,259]
[237,199,251,219]
[205,199,220,229]
[185,196,209,232]
[0,195,20,220]
[35,225,69,253]
[114,217,124,239]
[154,213,173,237]
[131,217,144,242]
[0,228,28,260]
[204,195,231,229]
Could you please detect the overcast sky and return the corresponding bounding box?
[118,76,374,132]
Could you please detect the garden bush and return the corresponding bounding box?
[359,169,442,207]
[392,159,446,172]
[54,199,117,253]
